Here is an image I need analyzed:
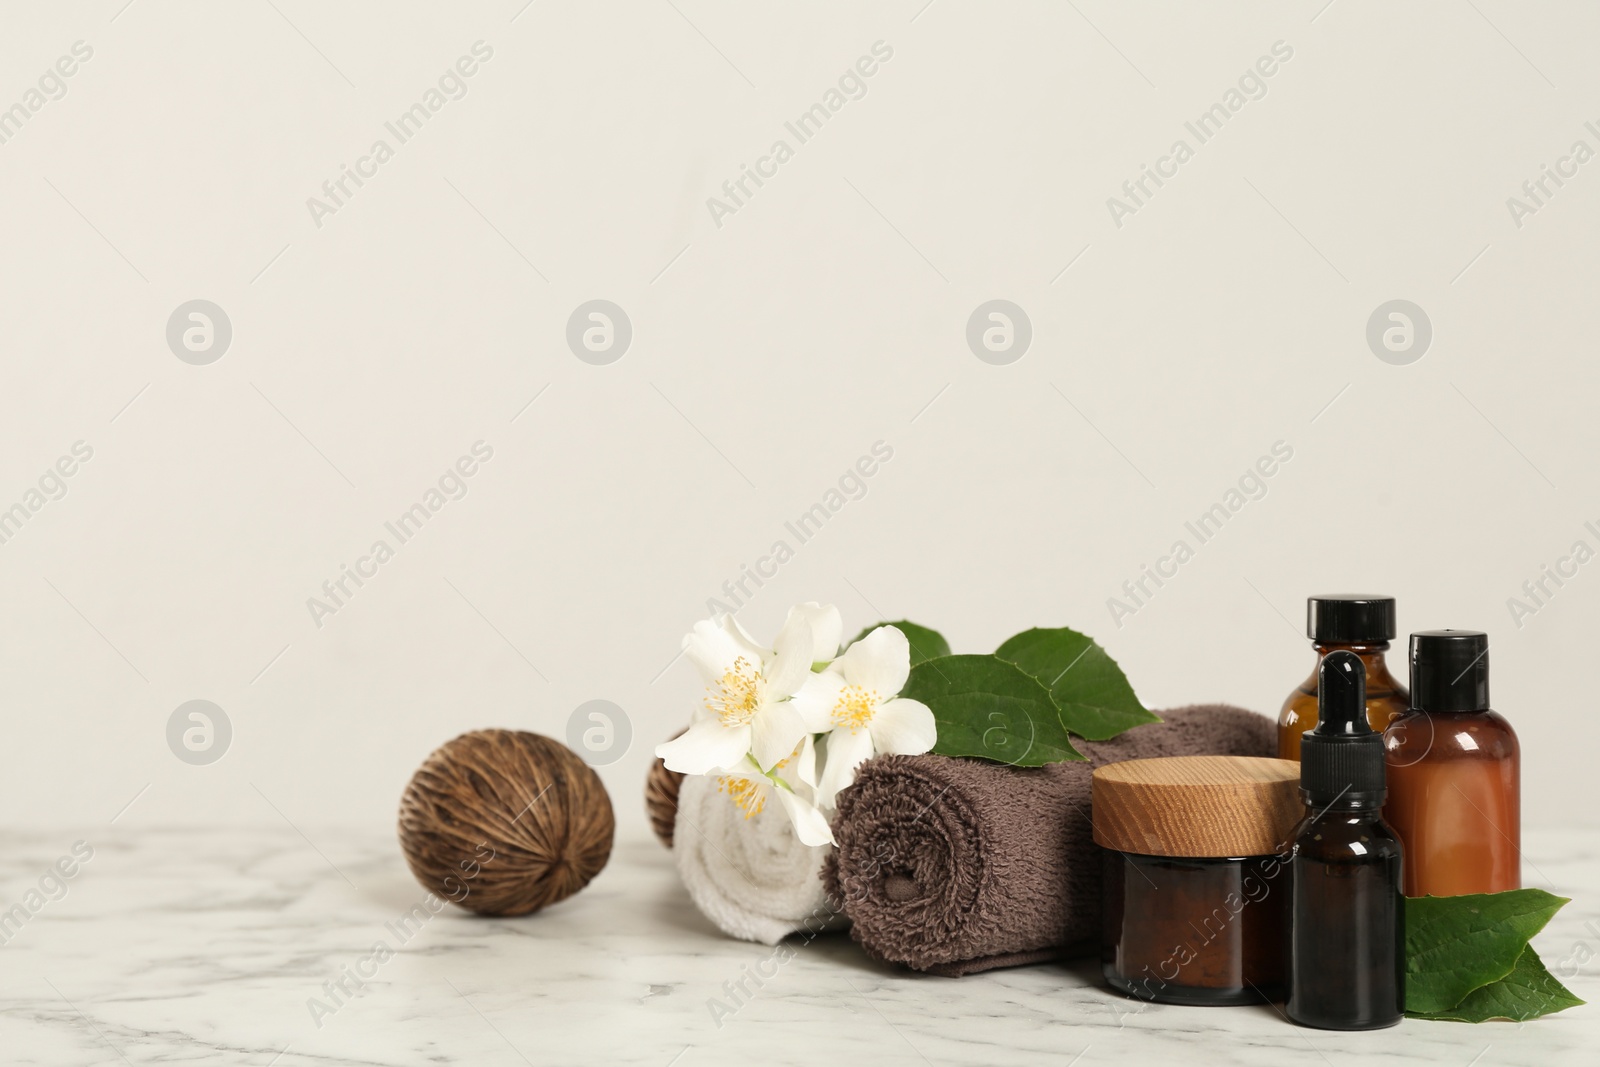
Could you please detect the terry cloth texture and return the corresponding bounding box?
[674,773,843,945]
[822,704,1276,975]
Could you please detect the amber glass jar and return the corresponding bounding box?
[1093,756,1301,1006]
[1102,851,1289,1005]
[1279,596,1408,760]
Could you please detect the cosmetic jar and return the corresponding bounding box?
[1092,755,1301,1006]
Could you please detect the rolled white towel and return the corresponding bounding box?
[673,774,843,945]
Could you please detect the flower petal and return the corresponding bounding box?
[835,624,911,696]
[789,733,819,791]
[764,612,815,699]
[713,758,763,784]
[775,786,835,847]
[869,698,937,756]
[786,601,843,664]
[723,613,769,653]
[655,719,752,775]
[790,670,846,733]
[750,699,809,771]
[682,617,763,686]
[817,727,875,810]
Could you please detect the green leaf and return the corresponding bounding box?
[903,654,1085,766]
[1408,945,1584,1022]
[848,621,951,666]
[1405,889,1570,1013]
[993,627,1159,741]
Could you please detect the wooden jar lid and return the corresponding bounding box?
[1092,756,1302,858]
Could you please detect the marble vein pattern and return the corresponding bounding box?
[0,825,1594,1065]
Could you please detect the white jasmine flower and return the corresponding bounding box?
[792,625,936,808]
[713,736,833,846]
[656,610,820,775]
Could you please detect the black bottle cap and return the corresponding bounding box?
[1410,630,1490,713]
[1307,595,1397,643]
[1300,650,1385,805]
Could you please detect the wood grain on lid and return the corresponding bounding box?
[1092,755,1302,858]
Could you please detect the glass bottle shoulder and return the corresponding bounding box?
[1279,643,1409,758]
[1384,707,1519,763]
[1292,808,1403,864]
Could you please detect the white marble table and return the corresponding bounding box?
[2,824,1594,1065]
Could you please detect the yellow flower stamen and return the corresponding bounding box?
[705,656,761,727]
[831,685,879,733]
[718,775,766,819]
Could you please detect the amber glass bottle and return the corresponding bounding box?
[1384,630,1519,897]
[1279,595,1409,761]
[1288,651,1405,1031]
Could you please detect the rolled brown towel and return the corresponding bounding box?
[822,703,1275,976]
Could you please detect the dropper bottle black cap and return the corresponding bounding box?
[1300,650,1386,807]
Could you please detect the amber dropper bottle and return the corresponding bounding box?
[1279,595,1409,760]
[1288,650,1405,1031]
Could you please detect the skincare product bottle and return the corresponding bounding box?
[1288,651,1404,1030]
[1094,755,1302,1005]
[1279,595,1408,760]
[1384,630,1520,896]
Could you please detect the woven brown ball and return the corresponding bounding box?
[397,729,614,916]
[645,754,684,849]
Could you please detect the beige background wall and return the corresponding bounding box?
[2,1,1594,834]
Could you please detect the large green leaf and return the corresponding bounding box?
[1409,945,1584,1022]
[993,627,1158,741]
[1405,889,1569,1013]
[903,654,1084,766]
[848,621,951,666]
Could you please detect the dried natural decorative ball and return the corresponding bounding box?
[645,743,684,849]
[398,729,614,916]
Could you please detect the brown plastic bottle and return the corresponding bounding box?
[1279,596,1409,761]
[1384,630,1519,897]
